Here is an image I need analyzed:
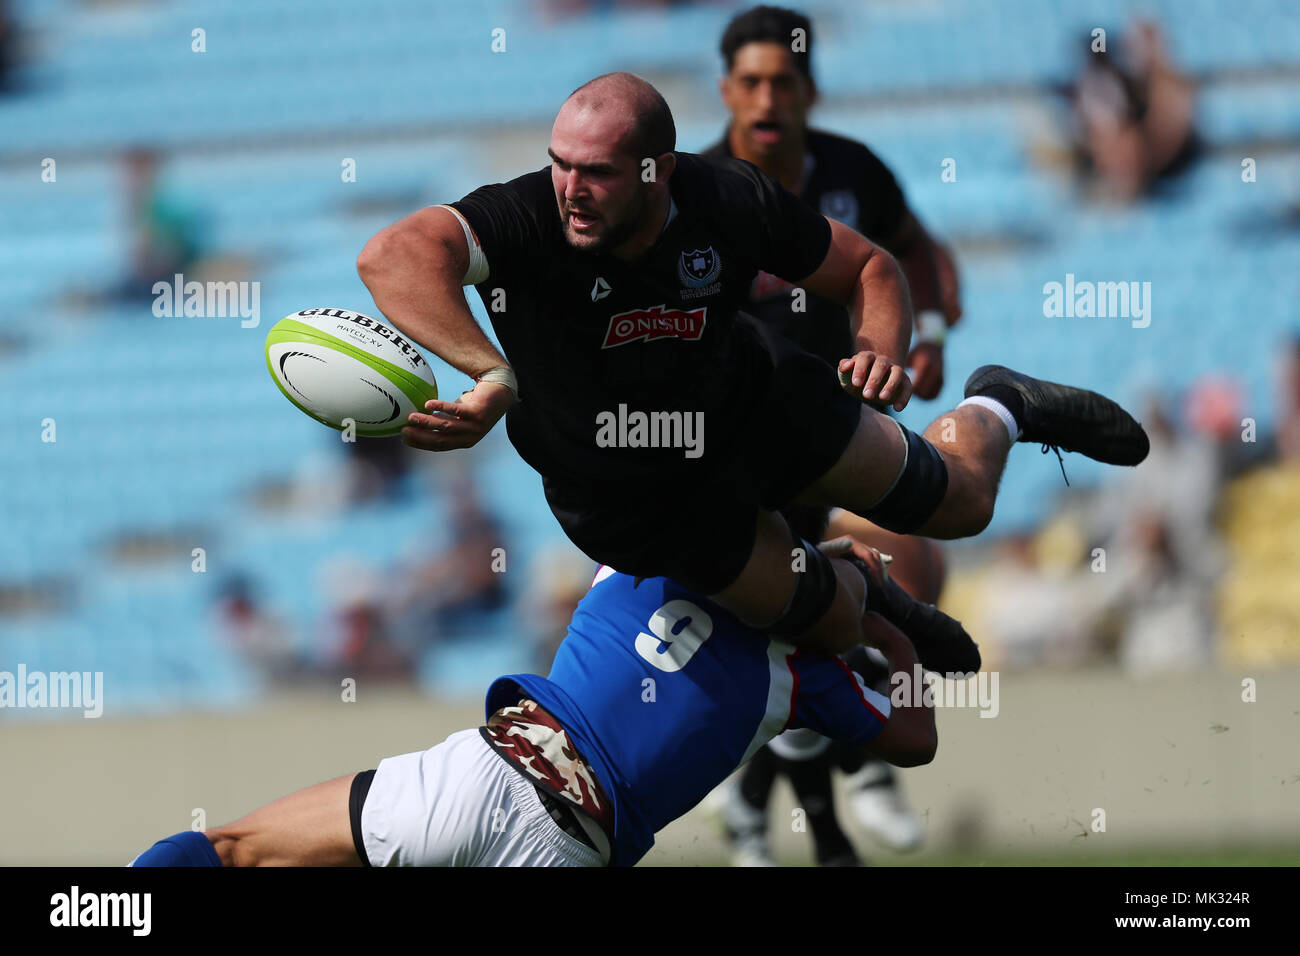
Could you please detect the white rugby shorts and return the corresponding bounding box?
[357,728,605,867]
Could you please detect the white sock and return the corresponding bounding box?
[957,396,1021,442]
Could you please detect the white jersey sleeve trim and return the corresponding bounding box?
[850,669,892,724]
[738,640,798,765]
[436,204,489,286]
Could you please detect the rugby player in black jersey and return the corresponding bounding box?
[704,5,959,588]
[356,71,1148,682]
[701,3,961,866]
[706,6,961,402]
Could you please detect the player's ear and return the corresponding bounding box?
[655,151,676,182]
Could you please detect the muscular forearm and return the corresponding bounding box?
[884,212,961,327]
[895,235,944,317]
[863,616,937,767]
[357,211,508,380]
[850,247,913,364]
[803,220,912,365]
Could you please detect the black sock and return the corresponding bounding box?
[738,744,778,811]
[972,384,1025,433]
[836,741,869,777]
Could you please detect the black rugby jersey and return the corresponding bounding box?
[450,152,832,484]
[700,128,907,367]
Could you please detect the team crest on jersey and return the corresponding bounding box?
[602,305,707,349]
[677,247,722,299]
[820,190,859,229]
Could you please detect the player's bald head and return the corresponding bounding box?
[560,72,676,161]
[550,73,678,256]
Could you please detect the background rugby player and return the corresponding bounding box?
[355,71,1149,676]
[129,534,940,868]
[704,4,958,865]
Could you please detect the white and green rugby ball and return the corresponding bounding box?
[265,308,438,437]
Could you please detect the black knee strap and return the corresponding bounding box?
[767,536,839,640]
[862,421,949,534]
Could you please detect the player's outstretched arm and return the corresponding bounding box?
[859,615,937,768]
[130,773,364,866]
[800,219,915,411]
[932,237,963,327]
[357,206,515,451]
[881,210,955,400]
[204,773,364,866]
[791,596,937,767]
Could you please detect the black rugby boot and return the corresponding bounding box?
[964,364,1150,467]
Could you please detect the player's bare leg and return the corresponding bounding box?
[712,404,1004,653]
[713,509,871,644]
[205,774,362,867]
[798,403,1009,538]
[713,509,976,659]
[712,365,1149,655]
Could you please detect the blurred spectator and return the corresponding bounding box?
[1068,20,1199,202]
[1096,394,1224,582]
[396,473,510,644]
[0,1,17,94]
[1090,513,1216,675]
[212,575,303,683]
[115,147,206,301]
[540,0,694,19]
[1275,336,1300,463]
[345,434,415,504]
[974,385,1243,673]
[976,532,1095,667]
[318,558,413,681]
[1081,391,1226,672]
[521,544,597,670]
[1185,377,1252,474]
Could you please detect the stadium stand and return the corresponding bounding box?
[2,0,1298,712]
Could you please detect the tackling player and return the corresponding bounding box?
[355,71,1149,678]
[702,4,958,864]
[129,533,944,867]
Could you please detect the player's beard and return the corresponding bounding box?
[564,183,647,255]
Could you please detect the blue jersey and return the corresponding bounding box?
[485,566,891,866]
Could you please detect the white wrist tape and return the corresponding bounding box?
[916,310,947,346]
[476,366,518,401]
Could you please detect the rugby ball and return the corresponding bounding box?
[265,308,438,437]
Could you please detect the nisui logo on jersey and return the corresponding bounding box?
[602,305,706,349]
